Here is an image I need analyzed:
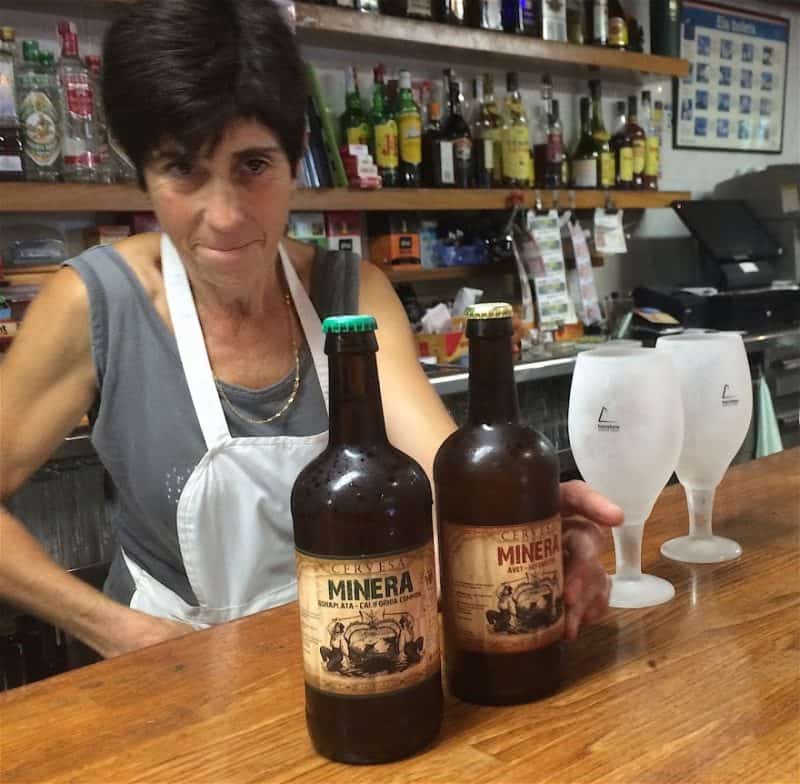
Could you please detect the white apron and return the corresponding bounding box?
[122,235,329,628]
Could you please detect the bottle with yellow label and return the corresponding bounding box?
[483,73,504,186]
[292,315,442,763]
[641,90,659,191]
[611,99,633,189]
[370,64,399,187]
[435,303,564,705]
[626,94,646,190]
[607,0,628,49]
[589,79,615,189]
[340,66,370,148]
[397,69,422,187]
[501,71,532,187]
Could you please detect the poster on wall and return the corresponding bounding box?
[674,0,789,154]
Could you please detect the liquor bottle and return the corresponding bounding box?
[584,0,608,46]
[625,94,645,189]
[502,0,537,35]
[607,0,628,49]
[610,99,632,189]
[340,66,370,147]
[442,79,472,188]
[482,74,504,186]
[436,0,466,25]
[16,40,62,182]
[0,27,23,182]
[85,56,114,184]
[470,77,494,189]
[292,314,442,763]
[57,21,99,183]
[544,98,564,189]
[589,80,614,189]
[641,90,659,191]
[651,0,680,57]
[466,0,502,30]
[0,27,18,124]
[397,69,422,187]
[501,72,532,188]
[435,303,564,705]
[566,0,585,44]
[533,74,552,189]
[653,99,664,179]
[356,0,380,13]
[370,65,399,187]
[569,96,598,189]
[538,0,567,41]
[422,83,445,187]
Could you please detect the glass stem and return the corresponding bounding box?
[612,524,644,580]
[686,486,716,539]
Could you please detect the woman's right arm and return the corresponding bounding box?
[0,268,188,657]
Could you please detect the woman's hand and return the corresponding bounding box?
[105,609,194,658]
[559,481,624,640]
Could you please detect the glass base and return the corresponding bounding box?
[609,573,675,609]
[661,535,742,564]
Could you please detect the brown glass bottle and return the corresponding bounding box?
[292,315,442,764]
[434,303,564,706]
[625,94,646,189]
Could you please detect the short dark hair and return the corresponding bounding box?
[102,0,307,187]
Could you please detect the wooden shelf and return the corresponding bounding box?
[0,184,690,213]
[382,261,514,282]
[294,3,689,82]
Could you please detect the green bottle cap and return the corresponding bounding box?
[322,314,378,334]
[22,40,39,61]
[39,51,55,67]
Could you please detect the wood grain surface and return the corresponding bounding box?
[1,451,798,783]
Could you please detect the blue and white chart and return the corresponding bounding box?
[675,0,789,153]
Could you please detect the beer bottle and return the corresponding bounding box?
[291,315,442,764]
[434,303,564,705]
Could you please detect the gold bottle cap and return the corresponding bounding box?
[464,302,513,320]
[1,27,16,41]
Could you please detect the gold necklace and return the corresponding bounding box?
[214,288,301,426]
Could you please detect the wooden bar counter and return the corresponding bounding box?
[2,450,798,783]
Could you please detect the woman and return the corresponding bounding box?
[0,0,620,659]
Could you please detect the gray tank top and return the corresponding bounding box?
[66,242,360,606]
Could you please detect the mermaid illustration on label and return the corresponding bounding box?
[319,610,424,677]
[485,571,563,634]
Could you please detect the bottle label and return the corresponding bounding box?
[453,135,472,162]
[0,155,23,173]
[20,91,61,167]
[608,16,628,46]
[594,2,608,43]
[398,113,422,165]
[63,75,93,119]
[633,138,646,175]
[546,133,563,164]
[438,140,455,185]
[346,124,370,147]
[599,151,615,187]
[482,138,494,171]
[442,517,564,654]
[295,542,440,697]
[502,126,531,183]
[572,158,597,188]
[645,136,660,177]
[407,0,432,17]
[374,120,399,169]
[0,61,17,119]
[618,146,633,182]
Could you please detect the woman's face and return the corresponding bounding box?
[144,118,296,289]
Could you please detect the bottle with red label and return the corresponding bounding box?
[544,98,564,188]
[434,303,564,705]
[57,21,99,183]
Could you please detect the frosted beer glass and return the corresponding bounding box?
[568,347,684,608]
[656,332,753,563]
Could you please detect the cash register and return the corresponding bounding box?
[634,199,800,332]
